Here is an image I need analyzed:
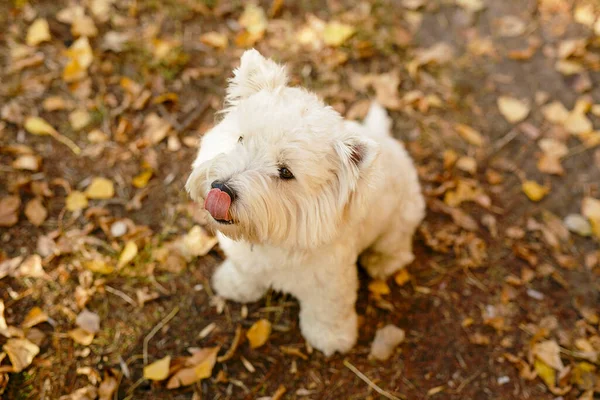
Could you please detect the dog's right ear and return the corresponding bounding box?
[225,49,288,105]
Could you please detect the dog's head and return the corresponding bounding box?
[186,50,379,249]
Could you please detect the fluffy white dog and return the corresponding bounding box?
[186,50,425,356]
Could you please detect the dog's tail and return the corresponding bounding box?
[363,102,392,137]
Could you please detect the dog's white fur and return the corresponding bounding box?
[186,50,425,356]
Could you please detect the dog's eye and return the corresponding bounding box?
[238,136,243,143]
[278,167,295,180]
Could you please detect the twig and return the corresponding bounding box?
[492,128,519,154]
[454,371,480,393]
[217,325,242,362]
[105,286,137,307]
[344,359,403,400]
[143,306,179,365]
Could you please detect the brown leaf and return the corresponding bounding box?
[369,325,405,361]
[22,307,49,329]
[3,338,40,372]
[246,319,272,349]
[98,369,119,400]
[166,347,219,389]
[25,198,47,226]
[144,355,171,381]
[0,196,21,227]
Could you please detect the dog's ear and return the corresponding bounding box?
[336,134,379,175]
[225,49,288,104]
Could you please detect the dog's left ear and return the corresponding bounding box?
[337,135,380,175]
[226,49,288,105]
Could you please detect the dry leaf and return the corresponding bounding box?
[534,358,556,388]
[394,269,411,286]
[323,21,355,47]
[166,347,219,389]
[522,180,549,202]
[498,96,530,123]
[564,112,593,135]
[574,4,596,27]
[200,32,228,49]
[72,15,98,38]
[76,309,100,334]
[369,325,405,361]
[26,18,51,46]
[84,260,114,275]
[175,226,218,260]
[564,214,592,236]
[12,154,40,171]
[98,369,119,400]
[541,101,569,124]
[66,191,89,212]
[18,254,44,278]
[132,170,153,188]
[3,338,40,372]
[0,196,21,227]
[455,123,484,147]
[246,319,271,349]
[68,328,95,346]
[25,198,47,226]
[368,280,391,295]
[24,116,58,136]
[143,355,171,381]
[69,109,91,131]
[142,114,171,145]
[22,307,49,329]
[59,386,98,400]
[117,241,138,269]
[582,197,600,238]
[456,0,485,12]
[85,177,115,199]
[533,340,564,371]
[63,37,94,83]
[238,4,268,46]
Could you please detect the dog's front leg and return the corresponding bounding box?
[294,263,359,356]
[212,258,268,303]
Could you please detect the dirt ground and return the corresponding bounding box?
[1,0,600,399]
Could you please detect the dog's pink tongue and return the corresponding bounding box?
[204,188,232,221]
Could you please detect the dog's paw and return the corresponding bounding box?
[300,311,358,356]
[211,260,266,303]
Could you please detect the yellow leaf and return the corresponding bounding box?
[117,241,138,269]
[24,116,58,136]
[63,37,93,83]
[66,191,89,212]
[497,96,530,123]
[26,18,51,46]
[12,154,40,171]
[68,328,95,346]
[582,197,600,239]
[166,347,219,389]
[394,269,411,286]
[522,180,549,202]
[72,15,98,38]
[564,111,593,135]
[246,319,271,349]
[132,169,153,188]
[534,358,556,389]
[85,177,115,199]
[533,340,564,371]
[3,338,40,373]
[239,4,268,36]
[574,4,596,27]
[323,21,355,47]
[22,307,49,329]
[69,109,91,131]
[455,123,484,147]
[456,0,485,12]
[200,32,228,49]
[369,280,391,295]
[85,260,114,275]
[541,101,569,124]
[144,355,171,381]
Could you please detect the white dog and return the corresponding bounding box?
[186,50,425,356]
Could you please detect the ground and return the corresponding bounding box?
[1,0,600,399]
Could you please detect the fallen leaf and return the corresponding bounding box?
[368,280,391,295]
[323,21,355,47]
[394,269,411,286]
[59,386,98,400]
[534,358,556,388]
[541,101,570,124]
[72,15,98,38]
[18,254,44,278]
[85,177,114,199]
[68,328,95,346]
[533,340,564,371]
[24,116,58,136]
[117,241,138,269]
[498,96,530,123]
[369,324,405,361]
[582,197,600,238]
[3,338,40,372]
[69,109,91,131]
[564,214,592,236]
[456,0,485,12]
[66,191,89,211]
[132,170,153,188]
[142,114,171,145]
[564,111,593,135]
[455,123,484,147]
[200,32,228,49]
[497,15,526,37]
[574,4,596,27]
[144,355,171,381]
[26,18,51,46]
[555,60,584,76]
[166,347,219,389]
[63,37,94,83]
[98,369,119,400]
[25,198,47,226]
[76,309,100,334]
[12,154,40,171]
[246,319,271,349]
[84,260,114,275]
[522,180,549,202]
[22,307,49,329]
[0,196,21,227]
[175,226,218,260]
[237,4,268,46]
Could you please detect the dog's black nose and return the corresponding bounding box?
[211,180,237,202]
